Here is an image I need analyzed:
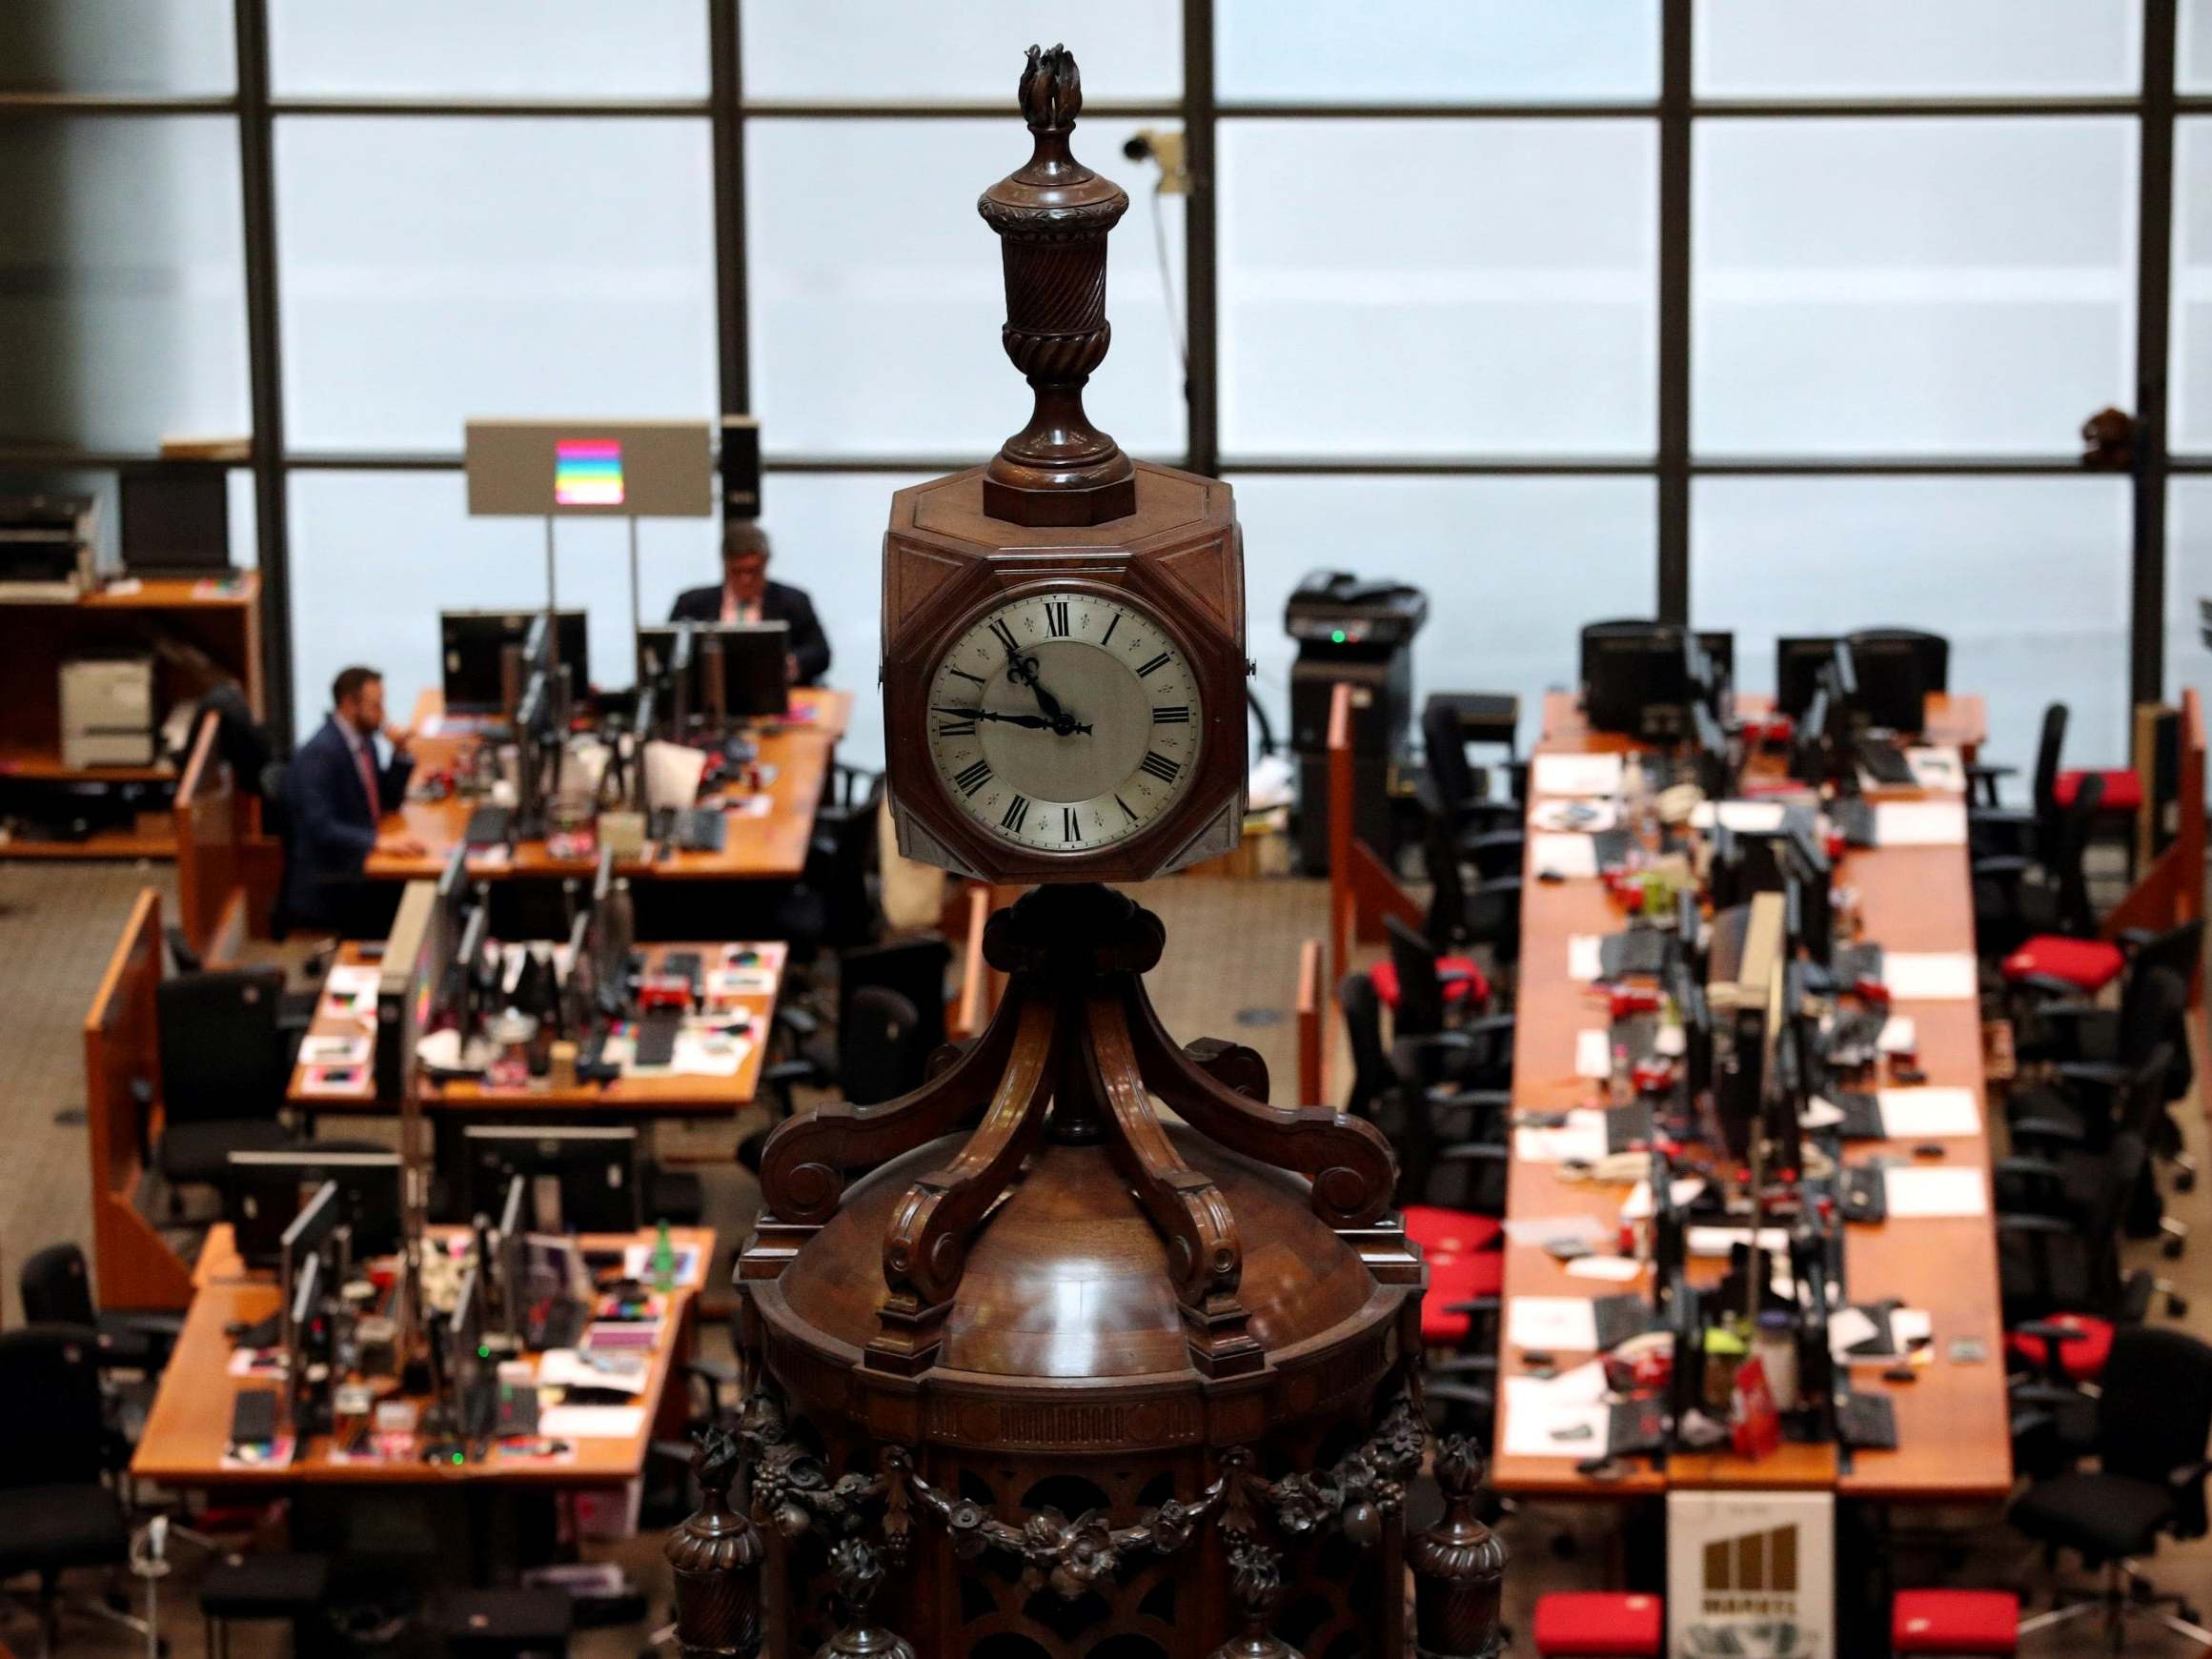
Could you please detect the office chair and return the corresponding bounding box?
[0,1326,151,1657]
[1973,772,2106,972]
[2009,1325,2212,1652]
[835,986,930,1106]
[1418,811,1523,1000]
[1418,697,1521,845]
[794,763,885,958]
[2010,1027,2187,1258]
[1999,1131,2172,1386]
[1532,1593,1664,1658]
[1377,913,1490,1037]
[1890,1590,2019,1655]
[153,967,299,1208]
[18,1244,181,1379]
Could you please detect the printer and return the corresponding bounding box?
[60,655,156,770]
[0,493,97,602]
[1285,571,1429,873]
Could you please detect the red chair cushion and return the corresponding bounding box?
[2054,768,2141,812]
[2006,1313,2114,1384]
[1533,1591,1664,1657]
[1892,1588,2019,1653]
[1370,955,1489,1011]
[1406,1204,1502,1345]
[2000,935,2124,993]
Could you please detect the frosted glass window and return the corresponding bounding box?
[287,470,723,740]
[1695,0,2140,97]
[743,2,1179,102]
[1228,475,1656,754]
[2182,0,2212,91]
[747,119,1185,460]
[2164,480,2212,702]
[1218,1,1657,104]
[276,118,716,452]
[2166,121,2212,452]
[1695,119,2135,456]
[1221,120,1655,458]
[0,118,250,451]
[269,0,706,99]
[0,0,234,93]
[1691,477,2131,772]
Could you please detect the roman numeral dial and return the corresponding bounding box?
[924,591,1205,854]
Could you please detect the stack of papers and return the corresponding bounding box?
[1574,1029,1613,1079]
[1532,834,1601,879]
[1883,1166,1989,1219]
[1507,1297,1600,1352]
[1690,799,1789,833]
[1875,1087,1980,1139]
[1873,800,1968,847]
[1514,1111,1609,1164]
[1880,952,1979,1001]
[1567,934,1605,981]
[1501,1363,1613,1458]
[1532,753,1624,799]
[1905,747,1965,793]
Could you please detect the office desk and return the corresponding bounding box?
[1491,694,2009,1503]
[365,686,853,882]
[1541,689,1989,761]
[137,1224,712,1490]
[286,941,782,1115]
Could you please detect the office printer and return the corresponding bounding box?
[0,493,97,602]
[1286,571,1430,872]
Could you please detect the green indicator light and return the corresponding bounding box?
[453,1451,465,1465]
[1330,629,1346,644]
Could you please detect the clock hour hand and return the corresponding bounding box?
[996,635,1073,723]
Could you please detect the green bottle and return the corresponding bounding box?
[651,1219,677,1292]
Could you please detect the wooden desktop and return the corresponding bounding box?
[1486,689,2010,1503]
[365,686,853,883]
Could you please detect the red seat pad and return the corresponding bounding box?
[2000,935,2123,992]
[1533,1591,1665,1657]
[1406,1204,1502,1344]
[1892,1588,2019,1653]
[2006,1313,2114,1384]
[1370,955,1489,1010]
[2054,768,2141,812]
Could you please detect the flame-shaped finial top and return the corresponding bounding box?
[1019,43,1082,131]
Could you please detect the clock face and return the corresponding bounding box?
[925,591,1205,855]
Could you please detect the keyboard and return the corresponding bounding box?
[1828,797,1877,848]
[463,804,516,847]
[667,808,726,853]
[1857,739,1918,789]
[1832,1092,1885,1142]
[1590,829,1634,870]
[1593,1293,1656,1352]
[1607,1397,1669,1458]
[524,1298,588,1354]
[1600,928,1673,981]
[1606,1102,1654,1155]
[1837,1166,1888,1224]
[1836,1391,1898,1451]
[1830,942,1883,986]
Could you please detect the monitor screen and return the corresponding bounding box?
[441,609,589,715]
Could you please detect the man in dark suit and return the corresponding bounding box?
[669,521,833,687]
[280,665,422,934]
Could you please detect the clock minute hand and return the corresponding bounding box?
[930,705,1089,734]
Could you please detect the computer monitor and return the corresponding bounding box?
[1691,700,1734,798]
[693,621,791,723]
[1781,819,1833,966]
[460,1124,641,1233]
[1775,636,1841,722]
[440,609,588,717]
[229,1149,404,1268]
[1845,630,1933,735]
[1581,620,1694,740]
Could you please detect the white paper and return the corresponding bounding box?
[537,1349,650,1396]
[1501,1378,1612,1458]
[1873,800,1968,847]
[1567,933,1605,981]
[1686,1225,1791,1259]
[1507,1296,1601,1352]
[1531,799,1618,833]
[1802,1097,1846,1130]
[1532,834,1601,880]
[1620,1177,1707,1221]
[299,1033,372,1066]
[326,963,380,998]
[622,1243,702,1285]
[1881,1165,1989,1219]
[553,739,610,800]
[1875,1087,1980,1139]
[1514,1111,1609,1164]
[1905,746,1964,793]
[1533,752,1624,799]
[615,1023,753,1080]
[1502,1215,1611,1249]
[1574,1028,1613,1079]
[1690,799,1789,833]
[1877,1016,1918,1055]
[1825,1306,1882,1356]
[1880,952,1979,1001]
[538,1406,645,1441]
[1566,1255,1646,1284]
[642,739,710,814]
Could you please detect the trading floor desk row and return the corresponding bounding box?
[1490,689,2010,1505]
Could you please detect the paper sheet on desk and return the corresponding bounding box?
[1876,1087,1980,1138]
[1883,1165,1988,1218]
[1622,1177,1706,1220]
[299,1033,371,1067]
[1502,1372,1612,1457]
[325,964,380,1000]
[554,741,610,800]
[1508,1297,1600,1352]
[1880,953,1979,1001]
[1532,753,1623,799]
[1906,747,1965,793]
[538,1406,645,1441]
[622,1243,701,1286]
[1687,1225,1790,1259]
[1691,799,1789,833]
[1531,799,1618,833]
[642,740,709,812]
[603,1025,753,1080]
[1515,1111,1609,1164]
[537,1349,650,1395]
[1878,1017,1917,1055]
[1873,800,1967,846]
[1568,934,1605,981]
[1533,834,1601,880]
[1574,1029,1613,1079]
[1567,1255,1646,1284]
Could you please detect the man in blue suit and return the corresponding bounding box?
[281,665,423,934]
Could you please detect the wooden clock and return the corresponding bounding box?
[882,44,1248,885]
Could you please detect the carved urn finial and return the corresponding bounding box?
[1206,1541,1302,1659]
[1408,1436,1509,1658]
[813,1540,916,1659]
[976,43,1137,528]
[665,1426,765,1659]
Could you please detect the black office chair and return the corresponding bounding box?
[1419,812,1522,1001]
[0,1326,150,1656]
[1381,914,1488,1039]
[1847,626,1949,691]
[838,985,930,1106]
[18,1244,181,1379]
[1972,771,2104,965]
[1418,697,1521,845]
[2010,1325,2212,1651]
[154,966,299,1209]
[790,763,885,960]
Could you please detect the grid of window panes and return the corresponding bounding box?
[0,1,2196,763]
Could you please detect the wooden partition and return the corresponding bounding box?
[2105,688,2207,1029]
[1325,679,1421,991]
[952,882,1012,1041]
[1295,938,1325,1108]
[84,889,193,1311]
[172,711,253,967]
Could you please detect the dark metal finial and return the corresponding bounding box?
[814,1540,915,1659]
[1018,43,1082,130]
[1208,1543,1301,1659]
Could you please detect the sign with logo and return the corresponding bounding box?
[1665,1489,1834,1658]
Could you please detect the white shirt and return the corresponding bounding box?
[720,587,763,625]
